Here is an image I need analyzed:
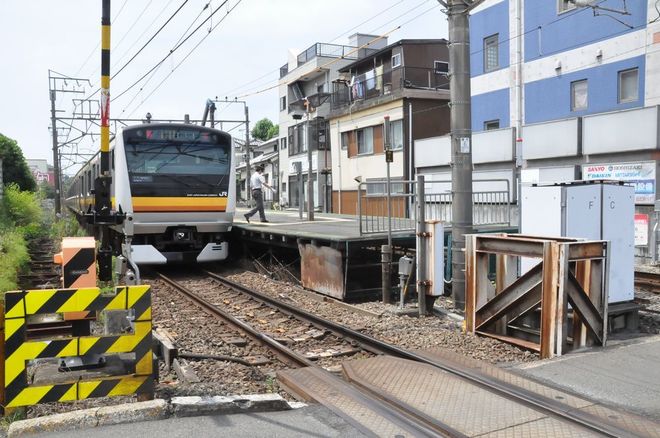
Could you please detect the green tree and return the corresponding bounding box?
[251,118,278,141]
[0,133,36,192]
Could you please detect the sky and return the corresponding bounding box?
[0,0,448,174]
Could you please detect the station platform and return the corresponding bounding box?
[232,209,515,300]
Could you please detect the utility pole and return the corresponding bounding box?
[48,70,89,216]
[305,100,314,221]
[245,105,251,201]
[50,90,61,216]
[438,0,484,310]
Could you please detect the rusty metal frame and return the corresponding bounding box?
[466,234,609,359]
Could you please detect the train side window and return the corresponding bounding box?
[111,151,114,170]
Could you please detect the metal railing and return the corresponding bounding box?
[357,179,512,235]
[296,43,358,65]
[332,67,449,110]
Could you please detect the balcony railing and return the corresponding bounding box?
[331,66,449,110]
[296,43,358,65]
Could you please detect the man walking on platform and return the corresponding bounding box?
[244,165,274,223]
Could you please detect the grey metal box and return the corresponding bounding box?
[521,181,634,303]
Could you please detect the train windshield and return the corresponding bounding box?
[125,142,230,176]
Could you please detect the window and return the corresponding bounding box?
[357,127,374,155]
[317,83,325,94]
[557,0,576,13]
[280,96,286,111]
[484,120,500,130]
[389,119,404,150]
[571,79,588,111]
[341,131,349,150]
[484,34,499,72]
[618,68,639,103]
[434,61,449,74]
[391,53,401,68]
[280,137,287,150]
[366,178,405,195]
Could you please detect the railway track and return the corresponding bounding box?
[635,270,660,293]
[157,269,655,437]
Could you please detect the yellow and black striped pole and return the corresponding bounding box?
[100,0,111,182]
[97,0,114,281]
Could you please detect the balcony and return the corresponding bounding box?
[331,66,449,110]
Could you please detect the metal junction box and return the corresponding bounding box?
[424,221,444,297]
[521,181,634,303]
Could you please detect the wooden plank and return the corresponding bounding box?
[566,273,604,344]
[173,358,201,384]
[475,330,541,352]
[555,244,570,356]
[476,237,544,258]
[465,235,477,333]
[474,264,542,329]
[540,242,559,359]
[568,241,606,260]
[587,259,604,347]
[153,328,178,371]
[495,254,518,336]
[572,260,591,349]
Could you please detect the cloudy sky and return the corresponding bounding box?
[0,0,448,173]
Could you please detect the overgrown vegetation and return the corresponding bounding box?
[0,184,42,291]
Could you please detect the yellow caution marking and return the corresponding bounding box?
[57,288,99,313]
[24,290,57,315]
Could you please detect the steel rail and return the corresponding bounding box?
[204,270,640,438]
[635,271,660,292]
[157,272,312,369]
[156,271,455,438]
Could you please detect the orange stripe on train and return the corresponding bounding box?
[131,197,227,212]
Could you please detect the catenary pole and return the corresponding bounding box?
[446,0,474,310]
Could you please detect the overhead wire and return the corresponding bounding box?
[218,0,427,99]
[118,0,220,115]
[126,0,243,117]
[113,0,231,102]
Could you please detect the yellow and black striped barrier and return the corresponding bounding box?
[2,286,153,408]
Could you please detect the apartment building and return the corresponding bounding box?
[415,0,660,258]
[327,39,451,214]
[277,34,386,212]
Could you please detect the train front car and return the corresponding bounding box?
[114,123,235,264]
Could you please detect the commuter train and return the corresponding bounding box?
[65,123,235,264]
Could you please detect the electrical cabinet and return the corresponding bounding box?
[521,181,634,303]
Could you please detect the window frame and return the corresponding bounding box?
[571,79,588,112]
[434,60,449,74]
[484,119,500,131]
[618,68,639,103]
[389,119,404,151]
[391,53,402,69]
[341,131,349,150]
[357,127,374,155]
[483,34,499,73]
[557,0,576,14]
[280,95,286,111]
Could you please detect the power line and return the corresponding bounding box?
[218,0,422,99]
[119,0,219,115]
[113,0,231,101]
[110,0,177,71]
[113,0,190,79]
[126,0,244,117]
[73,0,130,77]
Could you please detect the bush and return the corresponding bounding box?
[0,184,44,291]
[3,183,42,227]
[0,230,29,291]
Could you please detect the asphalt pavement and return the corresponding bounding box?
[25,405,368,438]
